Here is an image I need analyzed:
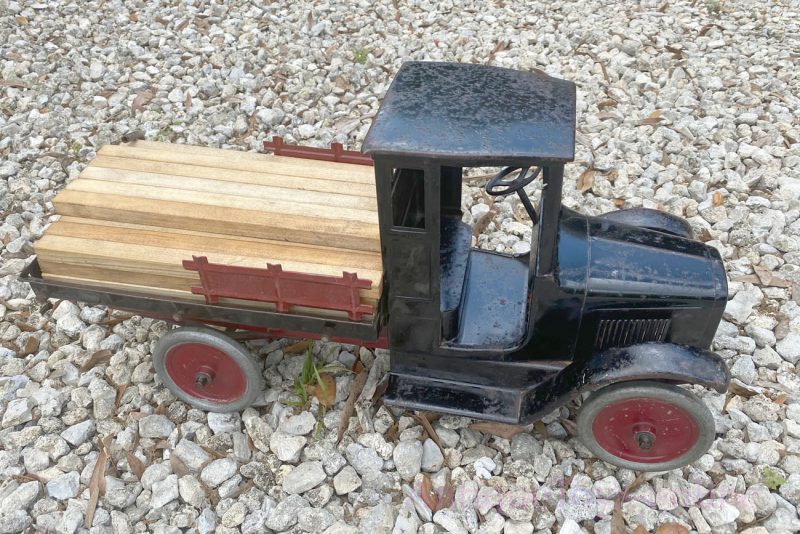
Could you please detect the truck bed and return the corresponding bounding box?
[35,141,383,320]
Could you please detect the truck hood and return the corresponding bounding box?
[585,217,726,303]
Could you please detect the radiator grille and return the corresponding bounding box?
[595,318,671,350]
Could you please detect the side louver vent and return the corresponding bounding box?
[595,318,671,351]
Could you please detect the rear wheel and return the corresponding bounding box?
[153,326,264,412]
[576,381,715,471]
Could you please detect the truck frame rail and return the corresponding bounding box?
[22,258,386,348]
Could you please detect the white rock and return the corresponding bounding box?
[776,333,800,364]
[474,456,496,479]
[0,510,31,533]
[730,355,757,384]
[141,462,171,490]
[89,59,105,80]
[56,314,85,337]
[402,484,433,522]
[174,439,212,471]
[298,124,316,139]
[279,411,316,435]
[656,488,678,510]
[168,87,184,103]
[1,398,33,428]
[60,420,95,446]
[0,481,39,515]
[499,489,535,521]
[557,519,585,534]
[46,471,80,500]
[178,475,207,507]
[433,509,468,534]
[512,240,531,255]
[52,300,80,320]
[269,431,307,462]
[333,465,362,495]
[0,162,18,178]
[139,414,175,439]
[265,494,309,531]
[392,440,423,481]
[393,506,420,534]
[471,203,491,221]
[283,461,327,494]
[208,412,241,434]
[421,438,444,472]
[476,485,501,515]
[724,286,762,324]
[593,476,621,500]
[151,474,180,508]
[699,498,740,527]
[621,500,658,531]
[360,501,396,532]
[200,458,238,487]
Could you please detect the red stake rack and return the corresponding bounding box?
[183,256,374,321]
[263,136,373,166]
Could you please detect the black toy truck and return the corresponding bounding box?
[26,62,729,471]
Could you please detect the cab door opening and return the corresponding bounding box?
[438,165,535,350]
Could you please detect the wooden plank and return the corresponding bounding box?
[77,168,377,211]
[37,259,379,306]
[54,216,383,261]
[36,234,381,300]
[40,273,374,322]
[48,218,383,272]
[98,144,376,184]
[64,180,378,224]
[38,259,197,292]
[130,140,374,175]
[87,156,377,197]
[52,190,381,252]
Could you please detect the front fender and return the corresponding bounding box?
[522,343,729,423]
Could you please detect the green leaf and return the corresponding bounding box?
[317,362,352,376]
[313,365,327,397]
[293,376,308,403]
[763,466,786,490]
[315,406,327,438]
[301,348,316,384]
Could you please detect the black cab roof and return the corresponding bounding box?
[362,62,576,165]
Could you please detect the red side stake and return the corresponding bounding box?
[183,256,374,321]
[263,136,374,166]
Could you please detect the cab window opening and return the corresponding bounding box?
[391,168,425,229]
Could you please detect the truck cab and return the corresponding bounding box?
[363,63,729,469]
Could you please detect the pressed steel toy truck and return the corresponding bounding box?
[26,62,729,470]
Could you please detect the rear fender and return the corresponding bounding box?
[522,343,730,423]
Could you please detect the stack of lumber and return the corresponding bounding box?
[34,141,382,319]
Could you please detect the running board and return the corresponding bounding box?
[383,372,524,424]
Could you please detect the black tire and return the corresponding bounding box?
[599,208,694,239]
[152,326,264,412]
[576,381,715,471]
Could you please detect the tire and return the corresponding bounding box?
[152,326,264,412]
[599,208,694,239]
[576,381,715,471]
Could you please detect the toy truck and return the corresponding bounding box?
[25,62,729,471]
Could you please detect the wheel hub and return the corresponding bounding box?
[591,397,700,463]
[164,342,246,403]
[194,365,216,388]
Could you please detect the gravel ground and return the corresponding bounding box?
[2,0,800,533]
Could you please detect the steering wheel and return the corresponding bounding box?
[485,166,541,223]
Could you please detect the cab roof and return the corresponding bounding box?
[362,62,576,165]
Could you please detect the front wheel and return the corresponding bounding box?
[576,381,716,471]
[153,326,264,412]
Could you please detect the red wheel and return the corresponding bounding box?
[576,381,715,471]
[153,327,263,412]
